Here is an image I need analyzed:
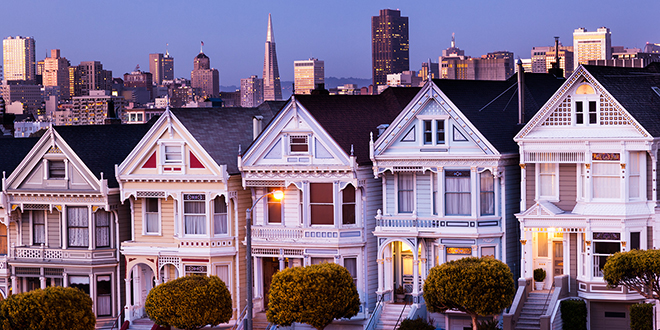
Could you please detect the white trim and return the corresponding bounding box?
[142,198,162,236]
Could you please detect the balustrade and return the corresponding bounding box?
[12,246,115,261]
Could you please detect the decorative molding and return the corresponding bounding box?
[9,196,105,204]
[244,171,353,180]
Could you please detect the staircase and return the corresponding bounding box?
[128,318,154,330]
[251,312,271,330]
[515,291,551,330]
[374,303,410,330]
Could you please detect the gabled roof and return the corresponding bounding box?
[293,87,421,165]
[170,106,279,174]
[582,63,660,137]
[432,73,565,154]
[53,123,154,187]
[0,137,40,177]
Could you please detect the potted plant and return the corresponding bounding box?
[395,285,406,302]
[534,268,546,290]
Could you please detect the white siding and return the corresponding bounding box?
[416,173,431,216]
[47,210,61,248]
[283,185,301,226]
[358,167,382,313]
[385,174,395,215]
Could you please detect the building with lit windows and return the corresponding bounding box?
[44,49,71,100]
[240,75,263,107]
[71,90,126,125]
[76,61,113,97]
[3,36,36,85]
[573,27,611,70]
[191,51,219,99]
[442,51,515,81]
[531,43,574,77]
[294,58,324,95]
[372,9,409,89]
[149,51,174,85]
[263,14,282,101]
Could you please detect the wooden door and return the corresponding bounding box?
[262,258,279,309]
[553,241,564,276]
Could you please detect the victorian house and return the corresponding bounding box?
[237,88,419,320]
[514,63,660,329]
[115,104,280,325]
[370,74,563,329]
[0,123,152,321]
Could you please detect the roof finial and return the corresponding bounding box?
[238,144,242,155]
[350,144,354,156]
[200,41,204,53]
[451,32,455,48]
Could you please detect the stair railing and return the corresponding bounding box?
[110,308,125,330]
[364,294,385,330]
[393,301,410,330]
[231,306,248,330]
[542,279,556,314]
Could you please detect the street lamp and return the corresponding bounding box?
[246,189,283,330]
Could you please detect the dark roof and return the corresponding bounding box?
[170,106,279,175]
[294,87,421,165]
[582,63,660,137]
[54,123,154,188]
[195,52,209,59]
[0,137,40,177]
[433,73,565,153]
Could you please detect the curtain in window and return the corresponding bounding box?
[445,171,470,215]
[145,198,159,233]
[215,265,229,287]
[184,201,206,234]
[214,197,228,235]
[592,163,620,199]
[344,258,357,286]
[95,211,110,248]
[480,171,495,215]
[539,163,556,197]
[33,211,45,245]
[629,153,640,198]
[96,275,112,316]
[398,174,414,213]
[68,207,89,247]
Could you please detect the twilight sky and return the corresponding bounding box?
[1,0,659,87]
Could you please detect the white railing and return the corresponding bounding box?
[252,227,303,240]
[12,246,115,261]
[377,218,443,228]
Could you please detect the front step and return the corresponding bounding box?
[374,303,410,330]
[128,318,154,330]
[514,292,551,330]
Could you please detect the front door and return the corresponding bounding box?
[553,241,564,277]
[262,257,279,309]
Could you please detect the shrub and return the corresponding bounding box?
[0,286,95,330]
[630,303,653,330]
[533,268,546,282]
[560,299,587,330]
[398,316,434,330]
[477,318,502,330]
[145,275,232,330]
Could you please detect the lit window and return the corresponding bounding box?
[267,188,282,224]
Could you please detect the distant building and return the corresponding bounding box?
[190,49,219,99]
[219,91,241,107]
[531,40,574,77]
[0,84,42,116]
[517,59,533,73]
[587,48,660,68]
[124,68,153,101]
[418,59,439,80]
[263,14,282,100]
[125,107,163,124]
[372,9,409,88]
[644,43,660,54]
[328,84,361,95]
[71,90,126,125]
[387,70,421,87]
[3,36,36,84]
[149,49,174,85]
[442,33,465,58]
[442,51,515,81]
[76,61,112,96]
[573,27,611,69]
[14,120,49,138]
[294,58,324,95]
[43,49,71,100]
[241,75,264,107]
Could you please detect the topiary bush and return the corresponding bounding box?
[145,275,232,330]
[533,268,546,282]
[560,299,587,330]
[0,286,95,330]
[630,303,653,330]
[397,316,434,330]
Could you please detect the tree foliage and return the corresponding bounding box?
[145,275,232,330]
[560,299,587,330]
[266,263,360,330]
[423,257,515,330]
[603,249,660,300]
[0,286,95,330]
[631,303,653,330]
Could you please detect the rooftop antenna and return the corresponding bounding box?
[200,41,204,53]
[451,32,455,48]
[165,43,169,57]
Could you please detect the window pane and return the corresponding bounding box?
[184,200,206,234]
[33,211,45,245]
[290,135,308,152]
[95,211,110,247]
[68,207,89,247]
[342,185,356,225]
[631,232,640,250]
[214,196,228,234]
[592,163,620,199]
[436,120,445,144]
[311,205,334,225]
[445,171,470,215]
[482,246,496,259]
[344,258,357,286]
[398,174,414,213]
[424,120,432,144]
[216,265,229,286]
[165,145,182,162]
[480,171,495,215]
[310,183,333,203]
[268,189,282,223]
[146,198,159,212]
[49,160,65,179]
[589,101,597,124]
[537,232,548,257]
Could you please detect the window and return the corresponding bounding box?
[164,145,182,164]
[593,232,621,277]
[310,183,333,225]
[290,135,308,153]
[33,211,45,245]
[344,257,358,286]
[537,232,548,257]
[95,210,110,248]
[214,196,228,234]
[311,257,333,265]
[592,162,620,199]
[630,232,640,250]
[398,174,414,213]
[432,173,438,215]
[445,170,470,215]
[481,246,496,259]
[588,101,597,124]
[49,160,65,179]
[480,171,495,215]
[342,185,356,225]
[575,101,584,125]
[436,120,445,144]
[215,265,230,289]
[144,198,159,234]
[575,84,597,126]
[68,207,89,247]
[423,120,445,145]
[423,120,433,145]
[184,194,206,235]
[629,152,641,199]
[538,163,557,199]
[0,225,6,255]
[267,188,282,224]
[96,275,112,316]
[69,276,90,294]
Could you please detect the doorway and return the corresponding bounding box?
[262,257,279,309]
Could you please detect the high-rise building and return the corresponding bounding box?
[573,27,611,69]
[241,75,264,107]
[71,90,126,125]
[44,49,71,100]
[191,47,219,99]
[124,68,154,102]
[441,51,515,81]
[77,61,112,96]
[294,58,324,95]
[163,50,174,82]
[644,43,660,54]
[263,14,282,101]
[531,40,574,78]
[3,36,36,84]
[371,9,409,89]
[149,48,175,85]
[418,59,439,80]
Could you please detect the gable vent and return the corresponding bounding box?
[523,152,584,163]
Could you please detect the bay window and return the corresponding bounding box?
[592,162,620,199]
[214,196,228,234]
[629,152,641,199]
[342,185,356,225]
[538,163,557,200]
[267,188,282,224]
[33,211,45,245]
[310,183,333,225]
[593,232,620,277]
[184,194,206,235]
[95,210,110,248]
[68,207,88,247]
[144,198,159,234]
[480,171,494,215]
[445,170,470,215]
[398,174,414,213]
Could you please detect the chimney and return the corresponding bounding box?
[253,115,263,140]
[517,59,525,125]
[548,37,564,77]
[377,124,389,137]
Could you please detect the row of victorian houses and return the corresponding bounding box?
[0,63,659,330]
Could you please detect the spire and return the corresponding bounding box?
[451,32,455,48]
[165,43,169,57]
[200,41,204,54]
[266,13,275,43]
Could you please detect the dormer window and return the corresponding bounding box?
[164,145,183,164]
[290,135,308,153]
[49,160,66,179]
[574,84,598,125]
[422,120,445,145]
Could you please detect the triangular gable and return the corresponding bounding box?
[516,65,651,140]
[517,200,566,217]
[373,80,499,157]
[241,98,351,168]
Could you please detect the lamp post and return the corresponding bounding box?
[246,190,283,330]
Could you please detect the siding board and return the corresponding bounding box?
[358,167,382,313]
[505,161,521,279]
[48,210,60,248]
[557,164,577,212]
[386,174,394,215]
[416,173,431,216]
[525,164,535,210]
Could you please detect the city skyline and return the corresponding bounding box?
[1,0,659,86]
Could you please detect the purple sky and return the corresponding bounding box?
[2,0,659,87]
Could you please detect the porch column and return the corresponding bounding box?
[63,273,68,287]
[377,258,384,293]
[62,206,68,249]
[438,244,445,264]
[124,278,132,323]
[89,274,95,315]
[384,244,392,292]
[88,206,94,251]
[10,276,16,294]
[412,249,419,297]
[39,276,46,289]
[278,256,285,271]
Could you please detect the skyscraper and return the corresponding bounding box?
[163,50,174,81]
[77,61,112,96]
[240,75,264,107]
[3,36,36,84]
[149,48,175,85]
[371,9,409,89]
[44,49,71,100]
[263,14,282,101]
[191,46,219,99]
[294,58,324,95]
[573,27,611,69]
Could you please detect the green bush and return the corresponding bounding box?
[533,268,546,282]
[145,275,232,330]
[560,299,587,330]
[0,286,95,330]
[477,318,502,330]
[630,303,653,330]
[397,316,434,330]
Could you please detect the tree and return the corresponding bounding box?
[603,249,660,300]
[145,275,232,330]
[423,257,515,330]
[267,263,360,330]
[0,286,95,330]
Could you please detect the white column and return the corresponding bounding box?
[124,278,132,323]
[89,274,95,315]
[412,245,419,296]
[10,276,16,294]
[278,256,285,271]
[470,167,478,217]
[63,273,69,287]
[88,206,94,250]
[62,206,68,249]
[377,258,384,293]
[40,276,46,289]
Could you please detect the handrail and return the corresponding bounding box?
[394,301,410,330]
[111,308,125,330]
[364,294,386,330]
[542,279,556,314]
[231,306,248,330]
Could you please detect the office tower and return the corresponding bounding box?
[294,58,324,95]
[644,43,660,54]
[150,48,174,85]
[241,75,264,107]
[531,39,574,78]
[44,49,71,100]
[124,67,154,103]
[263,14,282,101]
[418,59,439,80]
[442,33,465,58]
[573,27,611,69]
[3,36,36,84]
[71,90,126,125]
[163,50,174,81]
[191,47,220,99]
[77,61,112,96]
[372,9,409,89]
[441,51,514,81]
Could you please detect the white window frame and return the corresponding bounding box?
[159,141,185,166]
[419,118,447,146]
[343,256,358,287]
[183,193,207,236]
[213,195,228,235]
[444,169,471,216]
[573,84,599,126]
[213,262,232,294]
[536,163,559,202]
[47,159,67,180]
[289,135,310,154]
[591,161,621,200]
[143,198,161,235]
[628,152,644,201]
[480,246,496,259]
[341,184,357,226]
[95,210,111,248]
[31,210,46,246]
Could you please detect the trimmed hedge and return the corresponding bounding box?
[560,299,587,330]
[630,303,653,330]
[398,316,434,330]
